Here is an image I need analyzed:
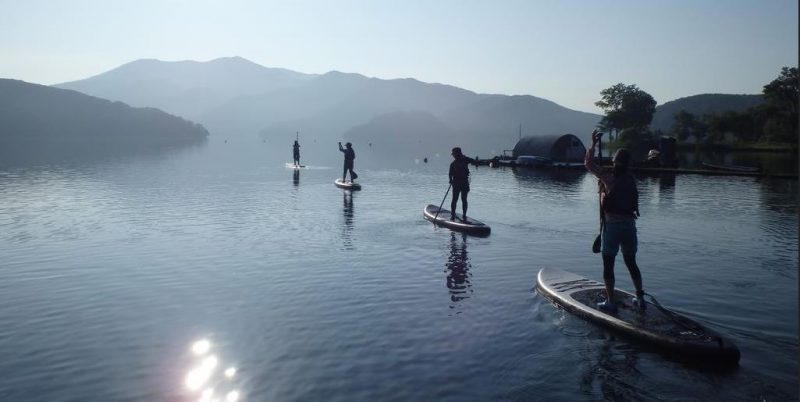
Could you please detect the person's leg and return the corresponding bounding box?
[620,221,642,292]
[450,187,461,220]
[620,221,644,307]
[342,164,347,181]
[461,190,468,220]
[598,222,621,312]
[622,253,643,296]
[602,253,616,304]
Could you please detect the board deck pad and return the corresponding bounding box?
[334,178,361,190]
[537,267,739,365]
[423,204,490,236]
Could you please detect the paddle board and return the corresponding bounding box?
[285,163,307,169]
[536,267,740,365]
[423,204,491,236]
[334,178,361,190]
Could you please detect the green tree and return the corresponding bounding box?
[761,67,798,144]
[671,110,699,141]
[595,83,657,137]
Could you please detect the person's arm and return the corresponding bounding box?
[449,163,454,184]
[339,142,344,152]
[584,129,602,177]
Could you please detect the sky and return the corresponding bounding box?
[0,0,796,113]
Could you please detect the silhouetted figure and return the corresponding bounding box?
[449,147,477,222]
[585,129,644,314]
[338,142,358,182]
[293,140,301,166]
[423,157,428,163]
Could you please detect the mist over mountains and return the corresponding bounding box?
[56,57,603,157]
[0,79,208,164]
[52,57,764,160]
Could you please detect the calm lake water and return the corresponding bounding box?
[0,139,797,401]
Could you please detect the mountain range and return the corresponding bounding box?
[0,79,208,163]
[55,57,602,157]
[53,57,763,158]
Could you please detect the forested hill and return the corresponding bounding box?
[0,79,208,149]
[652,93,763,132]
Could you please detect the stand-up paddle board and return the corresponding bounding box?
[285,163,307,169]
[423,204,491,236]
[334,178,361,190]
[536,267,740,365]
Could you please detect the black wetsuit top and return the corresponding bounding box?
[449,156,474,189]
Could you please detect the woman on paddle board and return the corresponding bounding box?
[339,142,357,182]
[449,147,477,222]
[293,140,301,166]
[585,130,644,313]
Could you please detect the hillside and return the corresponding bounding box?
[0,79,208,158]
[55,57,315,120]
[652,94,763,132]
[51,57,604,157]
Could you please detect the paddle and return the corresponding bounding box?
[433,183,452,224]
[592,188,603,253]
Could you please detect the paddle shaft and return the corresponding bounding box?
[433,184,452,223]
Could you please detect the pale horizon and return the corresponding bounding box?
[1,0,796,114]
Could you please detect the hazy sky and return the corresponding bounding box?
[0,0,796,113]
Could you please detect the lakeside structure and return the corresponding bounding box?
[481,134,797,180]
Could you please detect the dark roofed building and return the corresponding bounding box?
[512,134,586,163]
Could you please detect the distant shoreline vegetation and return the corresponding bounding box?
[595,67,798,154]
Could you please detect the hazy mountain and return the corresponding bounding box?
[51,57,603,157]
[440,94,602,153]
[652,94,763,132]
[203,71,374,136]
[0,79,208,161]
[343,110,455,160]
[253,72,483,142]
[252,73,601,156]
[55,57,315,120]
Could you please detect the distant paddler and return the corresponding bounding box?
[448,147,478,222]
[338,141,358,182]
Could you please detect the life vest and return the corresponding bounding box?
[602,174,639,216]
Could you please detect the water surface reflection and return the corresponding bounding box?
[341,192,355,250]
[184,338,242,402]
[445,232,472,312]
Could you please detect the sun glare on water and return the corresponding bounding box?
[184,338,242,402]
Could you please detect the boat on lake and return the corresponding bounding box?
[701,162,762,173]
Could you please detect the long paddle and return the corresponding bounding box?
[433,184,452,225]
[592,187,603,253]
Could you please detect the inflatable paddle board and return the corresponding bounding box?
[536,267,740,365]
[335,178,361,190]
[423,204,491,236]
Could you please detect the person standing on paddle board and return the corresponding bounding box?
[449,147,477,222]
[585,129,644,313]
[293,140,301,166]
[339,142,357,182]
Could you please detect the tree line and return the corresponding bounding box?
[594,67,798,150]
